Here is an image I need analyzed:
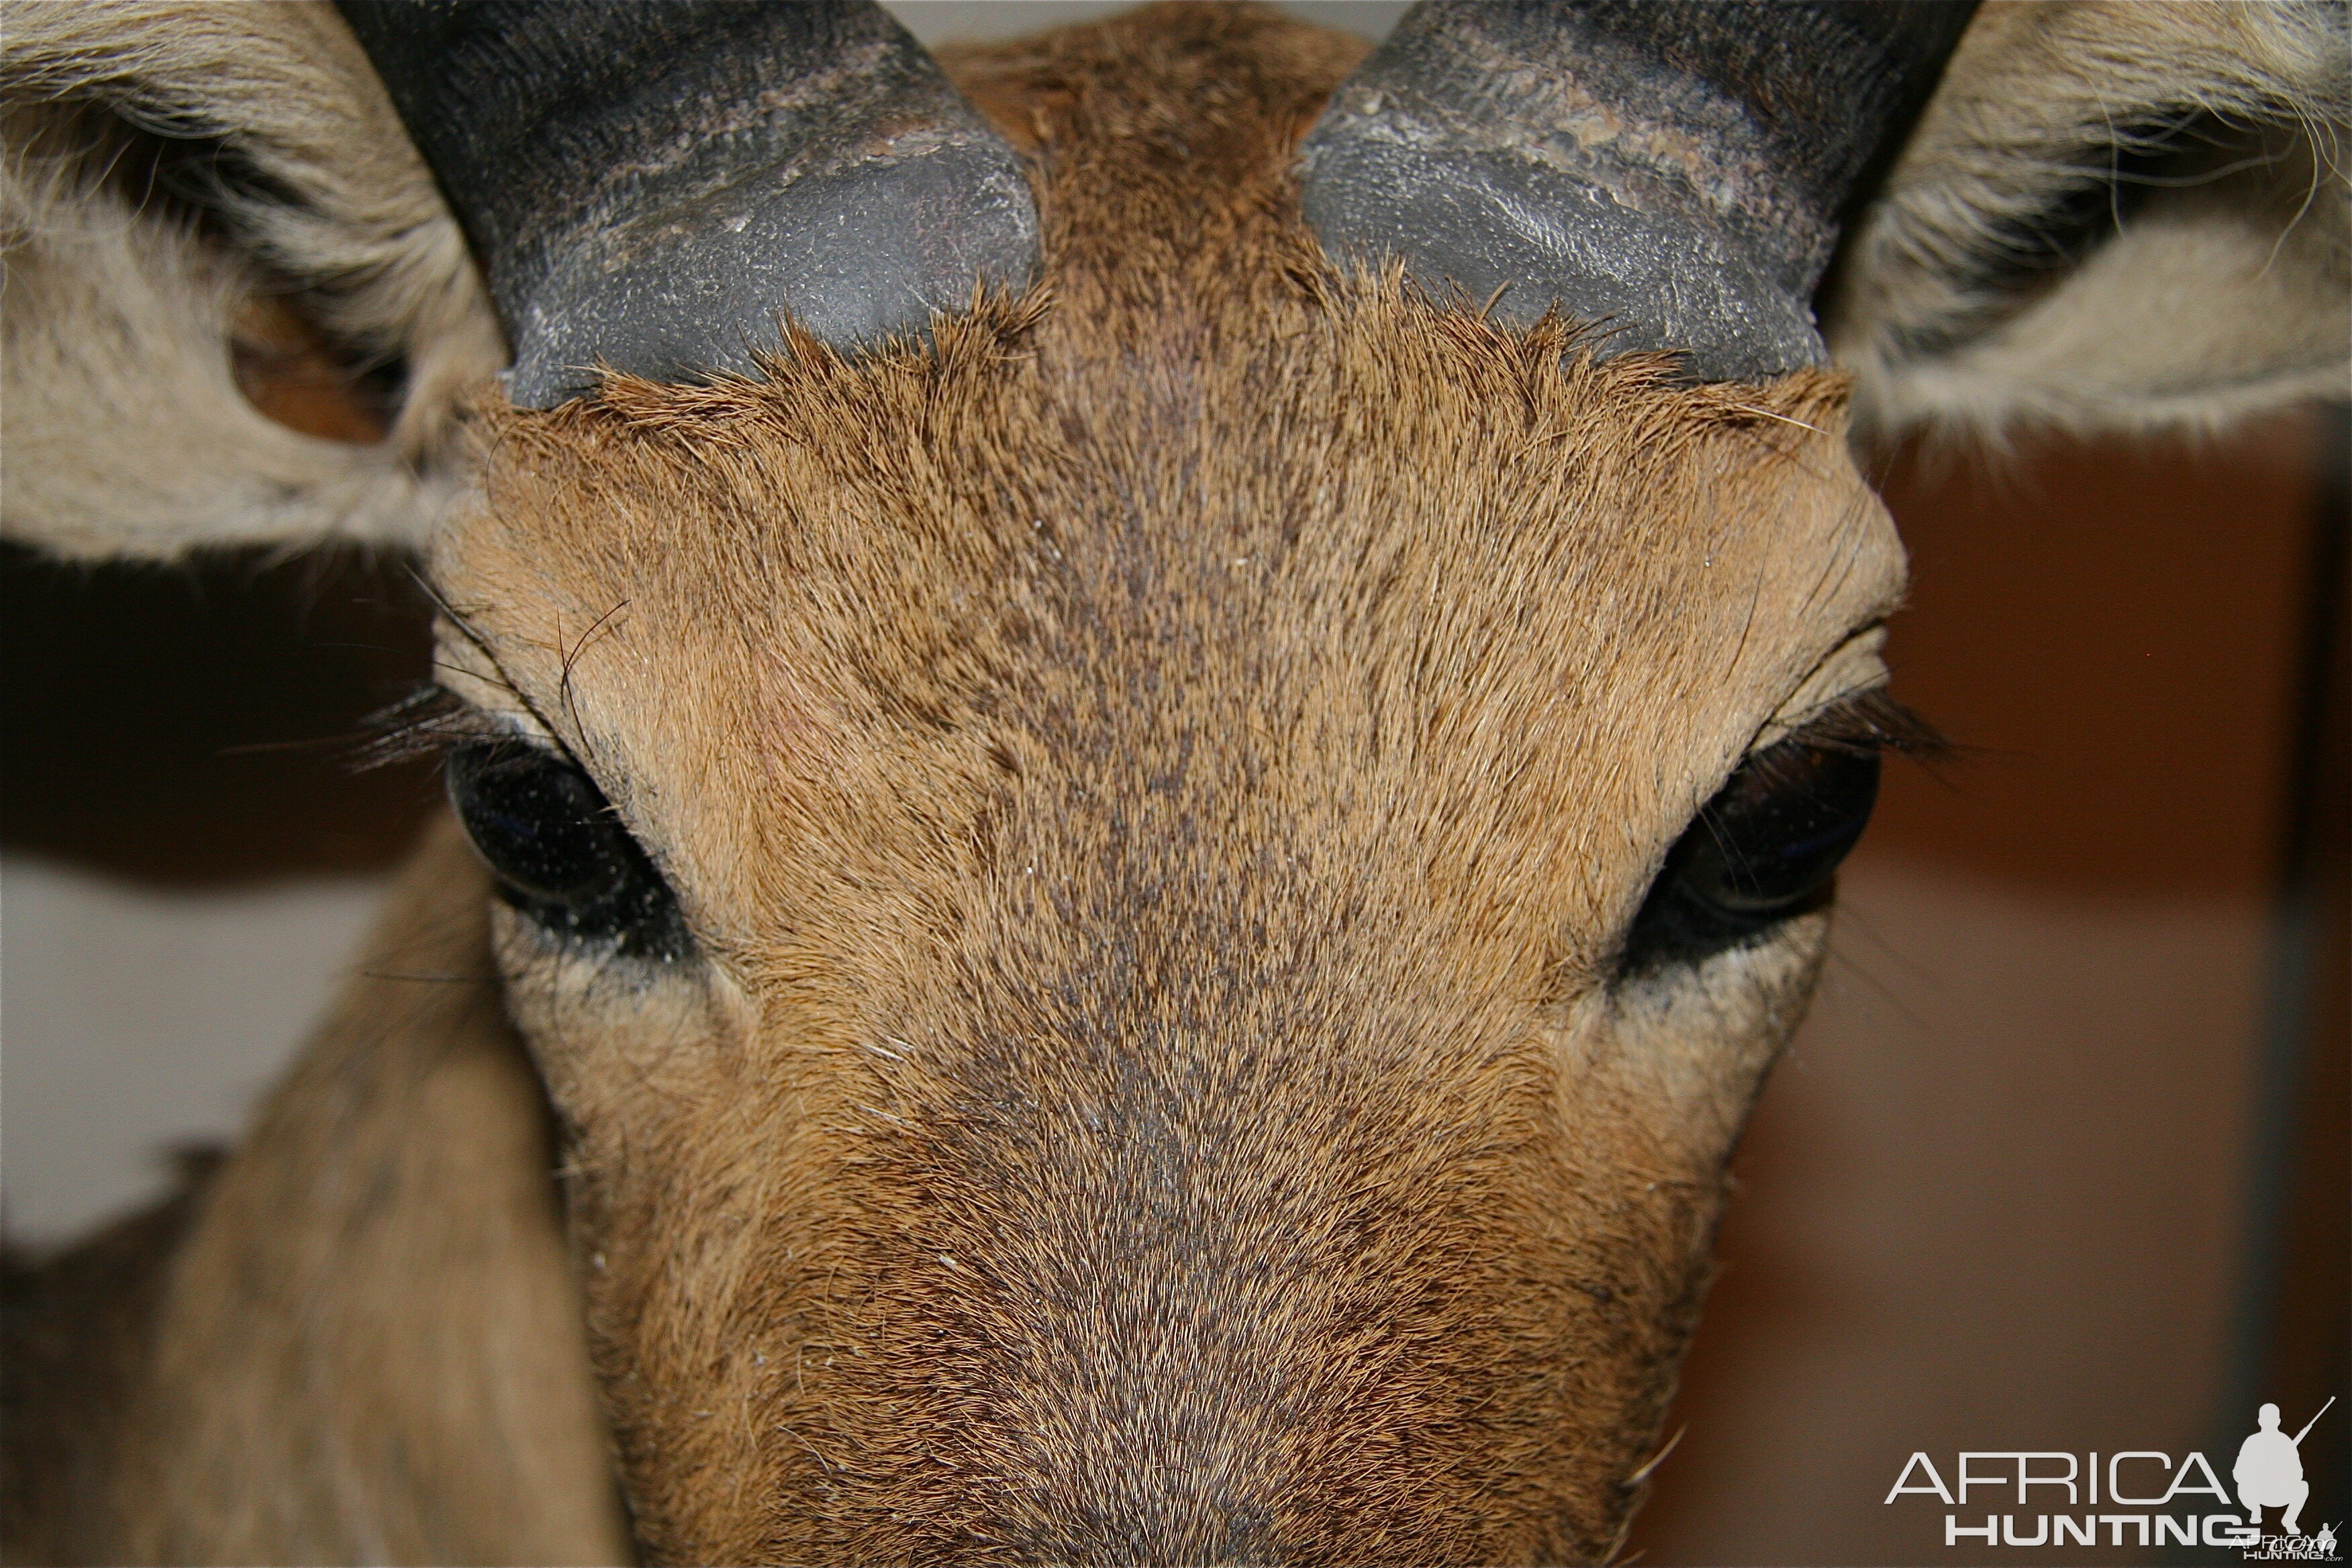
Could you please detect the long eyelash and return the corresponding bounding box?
[1785,687,1955,760]
[356,683,515,770]
[364,681,1955,785]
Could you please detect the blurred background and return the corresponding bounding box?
[2,4,2343,1563]
[1628,408,2349,1565]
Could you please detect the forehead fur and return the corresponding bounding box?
[454,291,1873,965]
[429,4,1899,1561]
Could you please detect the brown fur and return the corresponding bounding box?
[421,8,1899,1561]
[102,820,629,1565]
[2,1155,213,1567]
[8,2,2340,1564]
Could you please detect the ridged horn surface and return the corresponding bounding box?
[1300,0,1976,382]
[335,0,1039,407]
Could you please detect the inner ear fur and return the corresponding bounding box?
[1825,0,2349,442]
[1,1,504,560]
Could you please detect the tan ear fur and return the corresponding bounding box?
[1,1,503,558]
[1827,0,2349,442]
[71,815,633,1565]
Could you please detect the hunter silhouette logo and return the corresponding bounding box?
[2237,1399,2331,1537]
[1885,1398,2343,1555]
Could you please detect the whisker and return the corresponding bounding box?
[1724,402,1826,436]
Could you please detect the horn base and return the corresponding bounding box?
[1301,0,1975,382]
[336,1,1038,407]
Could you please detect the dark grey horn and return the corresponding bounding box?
[334,1,1039,407]
[1299,0,1977,382]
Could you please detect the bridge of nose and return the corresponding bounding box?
[794,997,1586,1562]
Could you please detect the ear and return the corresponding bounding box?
[1826,0,2348,442]
[1,2,504,560]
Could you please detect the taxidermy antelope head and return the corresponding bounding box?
[3,1,2343,1562]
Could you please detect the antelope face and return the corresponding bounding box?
[415,15,1908,1558]
[14,0,2339,1561]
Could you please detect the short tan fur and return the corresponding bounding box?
[1,3,2341,1563]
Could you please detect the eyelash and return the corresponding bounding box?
[369,681,1953,773]
[1773,687,1951,761]
[1611,689,1953,979]
[358,682,527,770]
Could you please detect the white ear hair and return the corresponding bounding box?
[1826,0,2348,444]
[2,1,505,559]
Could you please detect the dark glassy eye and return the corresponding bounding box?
[446,741,691,961]
[1620,735,1882,975]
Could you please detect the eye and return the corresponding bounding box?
[1620,702,1918,975]
[446,741,693,961]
